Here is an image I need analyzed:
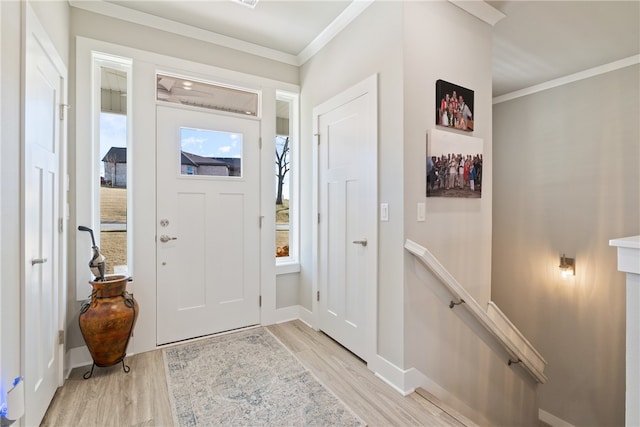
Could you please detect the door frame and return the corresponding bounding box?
[21,0,68,417]
[311,74,378,364]
[74,37,300,358]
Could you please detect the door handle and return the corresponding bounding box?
[159,235,178,243]
[32,257,48,265]
[352,239,368,247]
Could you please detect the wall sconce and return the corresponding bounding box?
[559,254,575,278]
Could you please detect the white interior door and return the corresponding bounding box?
[316,78,377,362]
[23,6,65,425]
[156,105,260,345]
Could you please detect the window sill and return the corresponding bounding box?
[276,261,300,275]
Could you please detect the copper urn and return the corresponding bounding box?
[78,275,138,370]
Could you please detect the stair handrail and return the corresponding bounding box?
[405,238,547,384]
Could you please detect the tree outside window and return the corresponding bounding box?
[275,135,290,257]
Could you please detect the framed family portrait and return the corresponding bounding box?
[427,128,483,198]
[436,79,474,132]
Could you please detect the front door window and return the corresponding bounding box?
[179,128,243,177]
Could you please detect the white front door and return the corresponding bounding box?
[315,76,378,362]
[23,5,66,425]
[156,105,260,345]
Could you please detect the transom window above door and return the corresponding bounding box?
[156,74,259,117]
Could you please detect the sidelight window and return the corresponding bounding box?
[97,56,132,276]
[275,92,298,269]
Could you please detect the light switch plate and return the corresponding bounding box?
[380,203,389,221]
[417,202,425,222]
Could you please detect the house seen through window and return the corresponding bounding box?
[99,63,130,275]
[180,127,243,177]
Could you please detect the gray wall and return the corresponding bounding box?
[402,1,493,309]
[299,1,405,366]
[276,273,299,309]
[401,3,538,425]
[31,1,70,62]
[301,3,539,424]
[492,65,640,426]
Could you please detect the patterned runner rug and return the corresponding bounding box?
[163,327,364,426]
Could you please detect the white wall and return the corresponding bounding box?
[401,3,539,425]
[299,1,406,367]
[0,0,69,420]
[492,64,640,426]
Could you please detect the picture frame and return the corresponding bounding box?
[427,128,483,198]
[436,79,474,132]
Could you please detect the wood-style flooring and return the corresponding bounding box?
[42,320,473,426]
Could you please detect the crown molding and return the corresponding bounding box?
[69,0,375,67]
[493,55,640,104]
[69,0,299,66]
[297,0,375,65]
[448,0,505,26]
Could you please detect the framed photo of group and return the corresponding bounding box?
[426,128,483,199]
[436,79,474,132]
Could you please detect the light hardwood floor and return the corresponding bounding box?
[42,320,471,426]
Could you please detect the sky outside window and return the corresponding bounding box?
[180,127,242,158]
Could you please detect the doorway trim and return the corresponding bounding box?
[74,37,300,359]
[311,74,378,365]
[22,2,68,422]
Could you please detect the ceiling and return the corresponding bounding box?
[488,1,639,97]
[106,0,352,56]
[84,0,640,98]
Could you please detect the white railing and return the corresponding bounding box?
[610,235,640,426]
[405,239,547,384]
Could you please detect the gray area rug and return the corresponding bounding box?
[163,327,364,426]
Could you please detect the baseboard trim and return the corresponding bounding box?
[373,361,490,426]
[406,368,492,426]
[539,409,575,427]
[371,355,414,395]
[297,305,314,328]
[272,306,300,324]
[67,345,92,374]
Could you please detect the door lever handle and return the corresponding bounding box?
[352,239,368,247]
[32,257,48,265]
[159,235,178,243]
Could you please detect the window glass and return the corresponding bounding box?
[157,74,259,117]
[180,128,243,177]
[275,95,297,263]
[99,65,128,275]
[275,133,290,257]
